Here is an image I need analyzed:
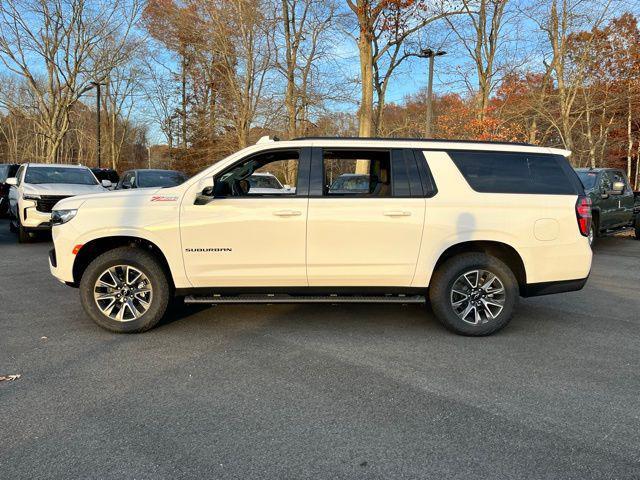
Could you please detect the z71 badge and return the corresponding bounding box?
[151,195,178,202]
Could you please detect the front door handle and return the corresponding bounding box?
[273,209,302,217]
[383,210,411,217]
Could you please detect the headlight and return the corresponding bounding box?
[23,193,41,200]
[51,209,77,225]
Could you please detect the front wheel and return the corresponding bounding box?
[429,253,519,336]
[15,215,32,243]
[79,247,170,333]
[634,216,639,240]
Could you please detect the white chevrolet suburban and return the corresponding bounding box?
[48,137,592,336]
[7,163,111,242]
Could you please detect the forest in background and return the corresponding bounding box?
[1,0,640,187]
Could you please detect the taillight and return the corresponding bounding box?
[575,195,592,237]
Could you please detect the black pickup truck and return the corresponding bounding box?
[575,168,640,244]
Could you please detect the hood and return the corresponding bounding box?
[54,187,163,210]
[24,183,106,197]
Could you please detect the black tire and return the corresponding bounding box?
[9,216,17,233]
[79,246,171,333]
[428,253,519,336]
[635,216,640,240]
[16,215,32,243]
[589,216,599,247]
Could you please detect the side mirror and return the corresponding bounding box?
[611,181,625,195]
[101,179,112,188]
[195,185,215,205]
[5,177,17,186]
[121,181,132,189]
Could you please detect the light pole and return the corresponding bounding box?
[90,81,106,168]
[80,81,106,168]
[419,48,446,138]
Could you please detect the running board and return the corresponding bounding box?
[184,294,426,304]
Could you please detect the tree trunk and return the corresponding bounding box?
[357,19,374,138]
[181,54,188,148]
[627,86,633,179]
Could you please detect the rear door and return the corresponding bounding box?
[306,148,428,287]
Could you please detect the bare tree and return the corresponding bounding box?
[277,0,336,138]
[190,0,274,149]
[346,0,459,137]
[0,0,140,163]
[445,0,511,121]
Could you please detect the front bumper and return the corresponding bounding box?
[21,205,53,229]
[49,222,80,284]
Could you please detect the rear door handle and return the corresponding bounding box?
[273,209,302,217]
[383,210,411,217]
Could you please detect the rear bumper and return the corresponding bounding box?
[520,277,588,297]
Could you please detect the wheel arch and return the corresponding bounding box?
[432,240,527,292]
[72,235,175,289]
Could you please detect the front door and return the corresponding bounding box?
[180,148,310,287]
[598,171,618,229]
[306,148,427,287]
[610,170,635,227]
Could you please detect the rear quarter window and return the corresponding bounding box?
[448,151,579,195]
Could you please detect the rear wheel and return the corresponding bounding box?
[79,247,170,333]
[589,217,598,246]
[429,253,518,336]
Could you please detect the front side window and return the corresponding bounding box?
[24,167,98,185]
[214,150,299,197]
[610,171,630,193]
[600,172,612,191]
[137,170,188,188]
[323,150,391,197]
[15,166,25,186]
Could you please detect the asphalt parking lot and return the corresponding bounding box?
[1,218,639,479]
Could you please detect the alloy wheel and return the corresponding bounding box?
[450,269,506,325]
[93,265,153,322]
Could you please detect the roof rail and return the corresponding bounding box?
[291,136,534,147]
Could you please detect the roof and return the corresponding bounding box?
[293,136,535,147]
[253,136,571,156]
[127,169,184,173]
[23,163,89,169]
[575,167,619,172]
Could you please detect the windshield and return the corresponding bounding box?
[330,175,369,191]
[138,170,187,188]
[24,167,98,185]
[0,165,8,182]
[576,171,598,190]
[248,175,282,189]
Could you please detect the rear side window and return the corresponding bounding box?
[448,151,578,195]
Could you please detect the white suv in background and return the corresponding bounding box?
[48,137,592,336]
[7,163,111,242]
